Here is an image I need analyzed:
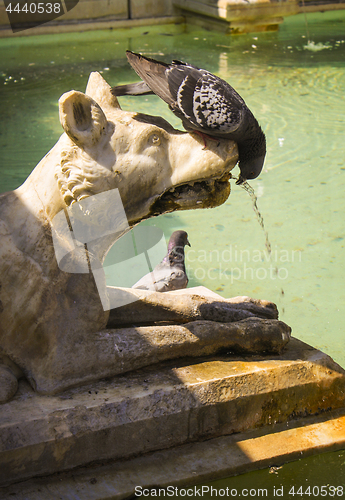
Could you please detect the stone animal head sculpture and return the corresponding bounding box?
[0,72,290,403]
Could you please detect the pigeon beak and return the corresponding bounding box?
[236,175,246,185]
[186,238,191,247]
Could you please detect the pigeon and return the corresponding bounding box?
[112,51,266,184]
[132,230,190,292]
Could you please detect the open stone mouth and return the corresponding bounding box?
[152,172,233,215]
[168,172,231,196]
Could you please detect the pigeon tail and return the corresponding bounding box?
[125,50,176,108]
[111,81,154,96]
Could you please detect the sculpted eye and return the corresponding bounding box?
[150,134,161,145]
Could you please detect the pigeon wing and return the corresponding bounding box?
[125,52,246,136]
[165,62,205,118]
[132,268,186,292]
[175,71,246,135]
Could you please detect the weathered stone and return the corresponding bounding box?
[2,408,345,499]
[173,0,345,34]
[173,0,296,33]
[62,0,128,21]
[0,338,344,487]
[0,365,18,403]
[130,0,174,18]
[108,289,279,326]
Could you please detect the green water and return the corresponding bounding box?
[0,11,344,492]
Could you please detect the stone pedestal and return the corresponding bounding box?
[1,335,345,497]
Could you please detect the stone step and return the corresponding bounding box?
[1,336,345,488]
[1,408,345,499]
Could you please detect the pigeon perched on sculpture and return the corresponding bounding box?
[132,230,190,292]
[112,51,266,185]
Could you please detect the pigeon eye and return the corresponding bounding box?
[150,134,161,145]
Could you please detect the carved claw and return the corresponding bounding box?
[197,299,278,323]
[184,317,292,355]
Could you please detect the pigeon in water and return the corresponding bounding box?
[132,230,190,292]
[112,51,266,184]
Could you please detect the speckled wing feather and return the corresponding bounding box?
[132,267,187,292]
[169,65,245,135]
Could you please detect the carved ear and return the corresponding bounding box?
[86,71,121,110]
[59,90,108,149]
